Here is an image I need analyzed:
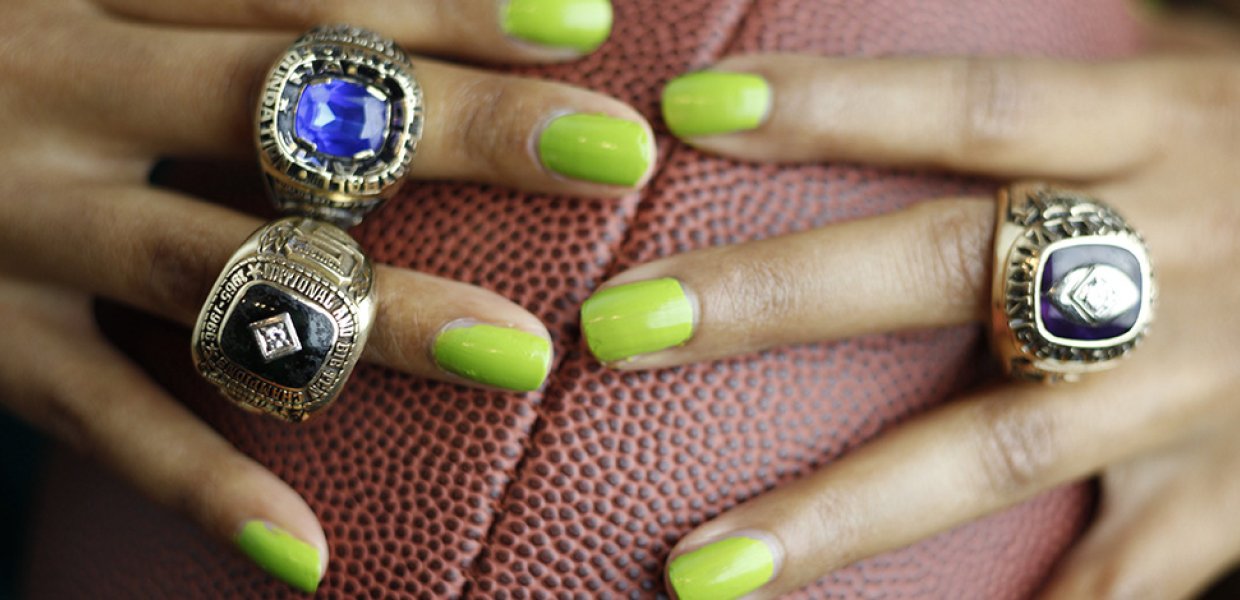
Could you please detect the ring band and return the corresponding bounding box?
[192,217,377,422]
[990,183,1156,383]
[257,25,424,227]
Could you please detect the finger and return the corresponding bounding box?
[0,185,554,393]
[0,282,326,593]
[94,0,614,61]
[580,197,993,368]
[659,55,1202,178]
[61,23,654,192]
[660,330,1234,600]
[1039,433,1240,600]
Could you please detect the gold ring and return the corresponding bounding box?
[990,183,1156,383]
[192,217,376,421]
[257,25,424,227]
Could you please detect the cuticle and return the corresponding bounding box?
[528,108,575,175]
[429,318,477,369]
[677,278,702,332]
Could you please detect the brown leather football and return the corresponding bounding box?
[25,0,1141,597]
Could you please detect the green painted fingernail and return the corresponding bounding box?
[433,324,552,392]
[538,114,652,187]
[667,537,775,600]
[662,71,771,138]
[501,0,614,53]
[581,278,693,363]
[235,521,322,594]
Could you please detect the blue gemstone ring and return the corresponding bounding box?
[990,183,1156,383]
[192,217,377,422]
[257,25,424,227]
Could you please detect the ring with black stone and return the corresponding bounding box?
[192,217,376,422]
[990,182,1156,383]
[257,25,424,228]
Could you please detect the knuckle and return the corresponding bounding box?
[38,368,105,455]
[806,490,860,563]
[1163,191,1240,277]
[140,221,218,322]
[173,451,263,533]
[973,400,1061,498]
[909,200,992,313]
[1175,64,1240,112]
[452,76,520,178]
[712,250,802,344]
[213,50,269,149]
[368,288,424,369]
[427,1,466,43]
[1167,64,1240,149]
[1208,202,1240,264]
[38,388,91,453]
[172,459,229,526]
[0,303,100,453]
[949,58,1028,164]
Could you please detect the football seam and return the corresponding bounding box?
[457,1,762,596]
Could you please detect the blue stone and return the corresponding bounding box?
[294,79,390,157]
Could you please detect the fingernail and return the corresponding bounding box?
[501,0,614,54]
[433,323,553,392]
[667,536,776,600]
[662,71,771,138]
[538,114,652,187]
[581,278,694,363]
[235,520,323,594]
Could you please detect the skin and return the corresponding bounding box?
[619,10,1240,600]
[0,0,652,591]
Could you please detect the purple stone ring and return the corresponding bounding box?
[990,183,1156,383]
[257,25,424,227]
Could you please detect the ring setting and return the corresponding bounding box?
[192,217,376,422]
[990,183,1155,382]
[257,25,424,227]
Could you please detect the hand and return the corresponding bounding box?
[576,16,1240,600]
[0,0,649,593]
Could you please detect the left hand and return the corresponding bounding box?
[577,20,1240,600]
[0,0,641,592]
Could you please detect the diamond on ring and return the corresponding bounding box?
[249,312,304,362]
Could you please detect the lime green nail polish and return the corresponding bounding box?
[433,324,552,392]
[235,521,322,594]
[667,537,775,600]
[581,278,693,363]
[662,71,771,138]
[538,114,652,187]
[501,0,614,53]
